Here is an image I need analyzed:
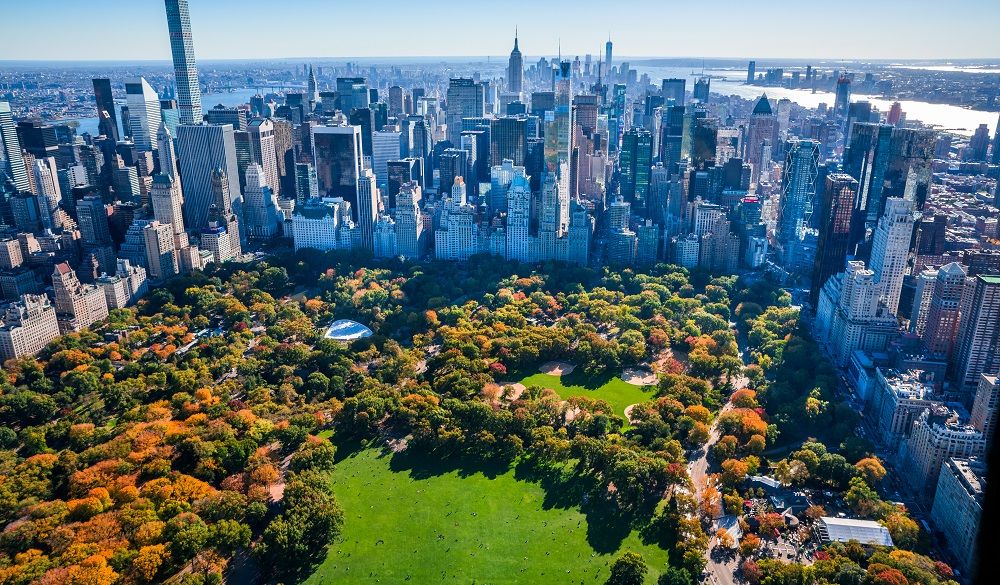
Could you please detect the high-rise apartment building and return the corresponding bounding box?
[815,261,900,367]
[52,262,109,333]
[164,0,203,124]
[176,123,243,233]
[0,102,30,193]
[247,119,280,198]
[291,197,357,252]
[150,173,185,235]
[393,181,425,259]
[811,173,858,306]
[143,221,179,281]
[434,178,477,261]
[241,164,281,240]
[355,169,378,252]
[505,169,536,262]
[952,275,1000,395]
[777,139,819,264]
[0,294,61,361]
[970,374,999,449]
[620,128,652,209]
[868,198,913,315]
[921,262,967,358]
[125,77,161,152]
[930,457,983,577]
[902,407,984,498]
[312,125,363,205]
[746,95,778,183]
[92,78,120,141]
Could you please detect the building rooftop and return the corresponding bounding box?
[948,458,985,501]
[323,319,373,342]
[879,368,936,400]
[817,517,894,547]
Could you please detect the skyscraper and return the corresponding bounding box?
[150,173,185,235]
[143,221,178,281]
[92,78,120,142]
[620,128,652,208]
[490,116,527,167]
[446,79,485,145]
[307,65,320,110]
[355,168,379,252]
[33,159,62,230]
[868,197,913,315]
[746,94,778,183]
[548,60,574,193]
[777,139,819,262]
[843,124,935,244]
[176,123,242,233]
[312,124,363,205]
[693,77,710,103]
[834,75,851,117]
[952,275,1000,395]
[0,102,30,192]
[746,61,756,83]
[164,0,203,124]
[507,32,523,94]
[991,114,1000,165]
[125,77,161,151]
[372,129,401,188]
[605,36,613,68]
[922,262,968,358]
[811,173,859,306]
[336,77,369,113]
[393,181,425,259]
[241,164,281,239]
[661,79,685,106]
[968,124,990,162]
[157,125,179,181]
[247,119,280,197]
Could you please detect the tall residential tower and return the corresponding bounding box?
[164,0,203,124]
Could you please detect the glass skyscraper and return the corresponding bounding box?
[777,139,820,258]
[164,0,203,125]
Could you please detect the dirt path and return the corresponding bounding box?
[539,360,575,376]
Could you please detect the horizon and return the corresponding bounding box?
[4,56,1000,68]
[3,0,999,61]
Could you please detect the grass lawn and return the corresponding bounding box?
[304,447,672,584]
[517,371,656,416]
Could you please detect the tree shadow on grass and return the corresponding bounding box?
[330,436,660,558]
[386,447,512,481]
[505,363,617,391]
[513,459,646,554]
[562,368,617,390]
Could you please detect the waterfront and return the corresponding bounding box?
[634,65,999,136]
[59,68,998,138]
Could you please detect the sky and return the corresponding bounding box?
[1,0,999,62]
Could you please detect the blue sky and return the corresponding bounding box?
[2,0,998,61]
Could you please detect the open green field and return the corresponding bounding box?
[305,447,672,584]
[518,372,656,416]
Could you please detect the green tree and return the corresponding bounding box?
[606,551,647,585]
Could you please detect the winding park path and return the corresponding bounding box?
[687,320,751,585]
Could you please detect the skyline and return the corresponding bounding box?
[2,0,999,61]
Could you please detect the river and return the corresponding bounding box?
[64,88,263,136]
[632,65,998,137]
[64,72,998,138]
